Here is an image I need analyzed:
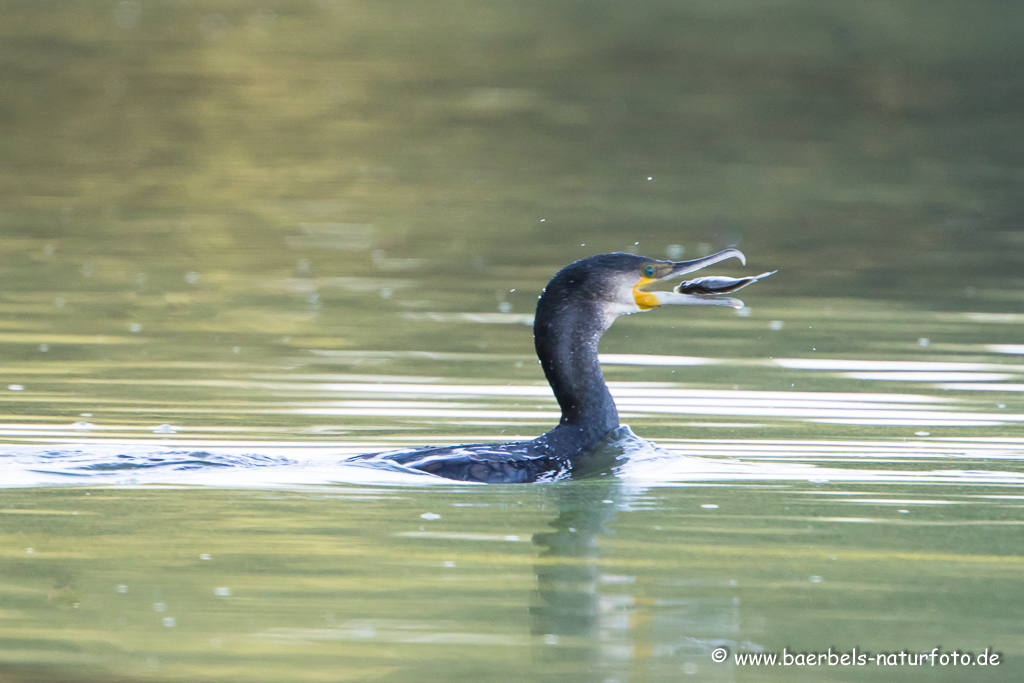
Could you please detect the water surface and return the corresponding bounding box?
[2,1,1023,681]
[3,292,1023,682]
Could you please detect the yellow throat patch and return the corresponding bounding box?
[632,277,660,310]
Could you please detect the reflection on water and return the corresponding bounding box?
[2,270,1024,679]
[2,299,1020,679]
[2,306,1024,486]
[1,480,1022,682]
[530,482,748,682]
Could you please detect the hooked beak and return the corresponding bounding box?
[665,248,746,277]
[633,248,773,310]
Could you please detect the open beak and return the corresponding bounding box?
[633,248,774,310]
[665,248,747,276]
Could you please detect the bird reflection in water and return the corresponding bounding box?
[530,482,745,681]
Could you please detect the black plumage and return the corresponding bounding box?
[353,250,772,483]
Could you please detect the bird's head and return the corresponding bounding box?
[546,249,773,320]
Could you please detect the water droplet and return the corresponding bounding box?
[153,602,166,612]
[117,585,128,593]
[25,548,34,555]
[162,617,176,627]
[700,504,719,509]
[810,576,823,583]
[918,337,930,347]
[185,271,200,285]
[914,431,930,437]
[769,320,783,331]
[443,561,456,568]
[129,323,142,333]
[153,424,177,434]
[420,512,441,521]
[8,384,24,391]
[54,297,65,309]
[39,343,49,352]
[199,554,212,560]
[214,587,232,596]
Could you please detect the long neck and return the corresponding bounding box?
[533,293,619,454]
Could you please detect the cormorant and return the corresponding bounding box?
[355,249,773,483]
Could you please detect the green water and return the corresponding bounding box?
[2,0,1024,680]
[2,484,1022,682]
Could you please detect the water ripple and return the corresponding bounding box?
[3,433,1023,489]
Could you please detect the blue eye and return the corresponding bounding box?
[643,265,655,278]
